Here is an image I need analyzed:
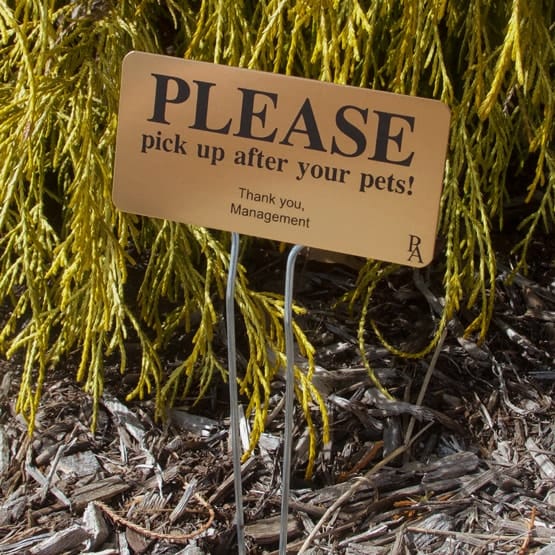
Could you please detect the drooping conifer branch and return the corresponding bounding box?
[0,1,552,475]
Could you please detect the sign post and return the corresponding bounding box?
[279,244,305,552]
[113,51,451,552]
[225,232,245,550]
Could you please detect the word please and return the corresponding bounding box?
[147,74,416,167]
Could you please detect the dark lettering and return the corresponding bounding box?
[331,105,368,157]
[279,98,326,152]
[148,74,190,124]
[408,234,423,263]
[234,88,278,142]
[370,111,415,166]
[190,81,232,134]
[374,175,386,190]
[395,178,406,194]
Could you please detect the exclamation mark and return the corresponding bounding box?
[407,176,414,196]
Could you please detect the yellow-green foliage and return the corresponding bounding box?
[0,1,553,474]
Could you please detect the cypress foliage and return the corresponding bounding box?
[1,1,553,474]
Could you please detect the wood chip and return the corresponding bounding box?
[209,457,257,504]
[25,454,72,508]
[28,524,90,555]
[83,501,111,550]
[0,425,10,475]
[173,546,208,555]
[0,532,52,554]
[0,488,26,526]
[125,527,153,554]
[406,513,456,550]
[169,409,219,437]
[71,476,130,510]
[102,394,146,443]
[245,514,301,545]
[526,437,555,480]
[421,451,480,482]
[58,450,100,478]
[169,479,198,524]
[338,523,389,547]
[453,468,496,498]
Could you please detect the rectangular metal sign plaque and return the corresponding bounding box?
[113,51,451,266]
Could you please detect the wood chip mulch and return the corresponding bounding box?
[0,240,554,554]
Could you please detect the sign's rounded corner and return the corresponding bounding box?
[122,50,141,66]
[418,255,435,269]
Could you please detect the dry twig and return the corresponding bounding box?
[93,493,214,544]
[517,506,537,555]
[297,423,433,554]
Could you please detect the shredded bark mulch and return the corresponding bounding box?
[0,238,554,554]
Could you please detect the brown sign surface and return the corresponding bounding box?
[113,51,450,266]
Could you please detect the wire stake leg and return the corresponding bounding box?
[226,231,246,554]
[279,244,304,555]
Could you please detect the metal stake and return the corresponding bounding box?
[225,231,246,554]
[279,244,304,555]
